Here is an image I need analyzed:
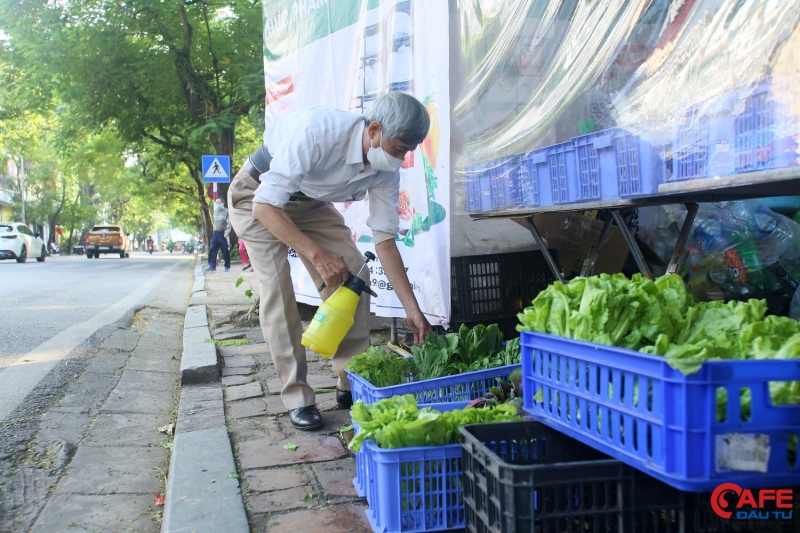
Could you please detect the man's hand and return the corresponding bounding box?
[406,308,432,345]
[312,250,350,289]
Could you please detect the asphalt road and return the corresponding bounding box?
[0,251,195,422]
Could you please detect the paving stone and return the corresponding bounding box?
[215,331,248,341]
[220,343,268,357]
[228,398,267,419]
[312,459,359,498]
[238,435,347,469]
[211,325,236,336]
[184,305,208,329]
[31,493,160,533]
[114,369,176,392]
[246,468,307,493]
[229,416,282,442]
[246,329,265,345]
[316,392,338,413]
[223,355,256,368]
[102,329,141,352]
[83,413,166,447]
[266,375,336,395]
[265,395,287,415]
[55,445,166,494]
[126,355,180,374]
[226,382,264,402]
[102,388,175,415]
[176,384,225,434]
[264,504,372,533]
[222,375,255,387]
[222,366,254,376]
[82,350,129,376]
[249,486,312,513]
[38,412,92,449]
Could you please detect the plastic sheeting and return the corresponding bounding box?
[450,0,800,213]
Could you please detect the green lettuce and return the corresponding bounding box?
[349,394,522,451]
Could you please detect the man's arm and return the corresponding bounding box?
[252,203,350,288]
[375,239,432,344]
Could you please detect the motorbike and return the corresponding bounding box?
[147,244,154,254]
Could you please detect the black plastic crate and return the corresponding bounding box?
[460,420,686,533]
[451,250,556,323]
[446,316,521,340]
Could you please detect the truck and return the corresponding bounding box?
[84,225,132,259]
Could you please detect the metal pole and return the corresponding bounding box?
[581,212,614,277]
[19,155,26,226]
[523,217,564,282]
[667,203,699,274]
[610,210,653,280]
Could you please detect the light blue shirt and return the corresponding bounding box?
[253,106,400,244]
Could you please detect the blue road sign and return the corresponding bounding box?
[202,155,231,183]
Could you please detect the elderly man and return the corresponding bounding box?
[228,93,433,430]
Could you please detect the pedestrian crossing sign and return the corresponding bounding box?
[202,155,231,183]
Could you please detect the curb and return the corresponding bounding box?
[162,265,249,533]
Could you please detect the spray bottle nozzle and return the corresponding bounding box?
[317,251,378,293]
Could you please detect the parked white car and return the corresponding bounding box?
[0,222,47,263]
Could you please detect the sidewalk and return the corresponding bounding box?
[189,262,374,532]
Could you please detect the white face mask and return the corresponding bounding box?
[367,131,404,172]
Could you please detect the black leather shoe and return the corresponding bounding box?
[336,388,353,410]
[289,405,323,430]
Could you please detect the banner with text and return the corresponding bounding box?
[262,0,451,325]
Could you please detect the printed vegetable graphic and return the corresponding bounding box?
[398,92,446,247]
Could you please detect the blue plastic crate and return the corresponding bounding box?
[363,440,463,533]
[348,364,519,405]
[672,101,737,181]
[544,141,578,204]
[517,149,550,208]
[521,331,800,491]
[464,162,493,213]
[352,402,469,501]
[572,128,665,200]
[488,157,521,210]
[733,78,799,174]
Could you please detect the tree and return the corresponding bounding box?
[1,0,265,240]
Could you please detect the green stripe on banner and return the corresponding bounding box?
[263,0,381,60]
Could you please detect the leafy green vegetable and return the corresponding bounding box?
[349,394,522,451]
[518,273,800,422]
[411,332,460,380]
[345,346,416,388]
[347,325,518,387]
[283,443,298,451]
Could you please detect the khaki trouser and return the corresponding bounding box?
[228,167,370,410]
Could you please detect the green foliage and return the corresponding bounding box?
[349,395,521,451]
[346,326,520,387]
[0,0,265,235]
[518,273,800,416]
[345,346,416,388]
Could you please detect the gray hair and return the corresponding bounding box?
[365,93,430,145]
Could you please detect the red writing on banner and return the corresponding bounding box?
[266,76,294,105]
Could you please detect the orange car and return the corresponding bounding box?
[84,225,132,259]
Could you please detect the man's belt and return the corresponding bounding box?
[241,157,313,202]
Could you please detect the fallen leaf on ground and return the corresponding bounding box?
[154,494,164,507]
[283,443,298,451]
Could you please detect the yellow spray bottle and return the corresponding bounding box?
[301,252,378,358]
